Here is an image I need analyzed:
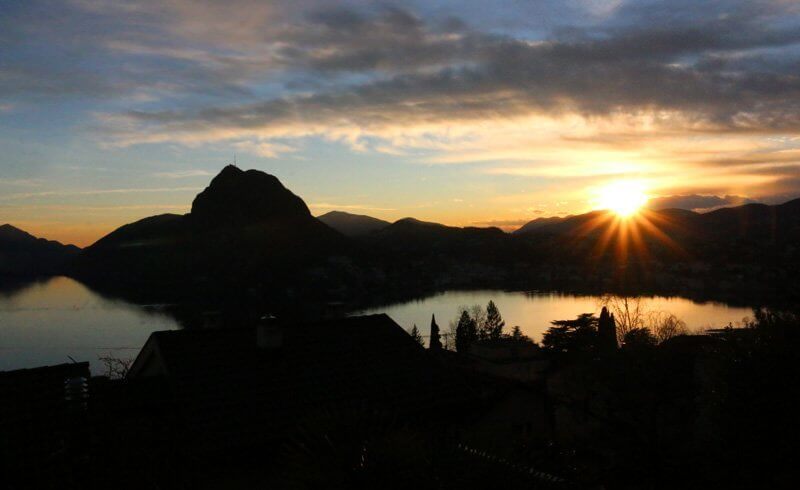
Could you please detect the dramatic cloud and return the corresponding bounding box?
[92,1,800,136]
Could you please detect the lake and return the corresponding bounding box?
[0,276,180,373]
[355,289,754,346]
[1,277,754,372]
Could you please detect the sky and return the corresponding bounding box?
[2,0,800,247]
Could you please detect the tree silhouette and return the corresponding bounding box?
[98,354,133,379]
[597,306,618,354]
[542,313,598,354]
[601,295,687,345]
[455,310,478,353]
[469,304,487,337]
[647,311,688,343]
[484,300,506,340]
[621,327,657,349]
[409,324,424,346]
[600,295,645,344]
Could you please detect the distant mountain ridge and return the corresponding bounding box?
[0,224,80,277]
[317,211,390,237]
[512,216,570,235]
[8,165,800,304]
[510,199,800,272]
[361,217,520,265]
[515,199,800,241]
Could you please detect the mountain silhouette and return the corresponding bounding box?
[78,166,352,302]
[513,209,695,265]
[362,217,522,264]
[45,164,800,305]
[513,198,800,271]
[317,211,390,237]
[192,166,312,227]
[512,216,570,235]
[515,199,800,241]
[0,224,80,277]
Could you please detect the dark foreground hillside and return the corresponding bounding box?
[3,306,800,489]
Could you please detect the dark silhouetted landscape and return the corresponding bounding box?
[3,1,800,488]
[34,166,800,311]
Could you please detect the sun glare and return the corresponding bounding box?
[595,181,649,218]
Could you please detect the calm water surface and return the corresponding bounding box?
[0,276,180,373]
[356,290,754,344]
[1,277,755,372]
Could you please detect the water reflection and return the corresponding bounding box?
[355,289,754,343]
[0,276,180,373]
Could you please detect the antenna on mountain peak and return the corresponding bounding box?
[233,153,237,167]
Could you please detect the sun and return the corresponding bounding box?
[595,180,649,218]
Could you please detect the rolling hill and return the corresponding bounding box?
[0,224,80,277]
[317,211,390,237]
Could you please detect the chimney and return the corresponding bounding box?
[256,325,283,349]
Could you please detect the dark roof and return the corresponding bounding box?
[0,362,91,422]
[1,362,91,482]
[0,361,89,385]
[131,314,472,451]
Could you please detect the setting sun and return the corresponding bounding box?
[595,181,650,217]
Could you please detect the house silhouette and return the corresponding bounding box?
[128,314,473,454]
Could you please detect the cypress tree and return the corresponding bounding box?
[429,314,442,351]
[598,306,618,353]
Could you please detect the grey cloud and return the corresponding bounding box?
[0,66,118,99]
[646,194,758,212]
[272,6,497,74]
[2,2,487,101]
[5,0,800,143]
[114,28,800,141]
[89,0,800,139]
